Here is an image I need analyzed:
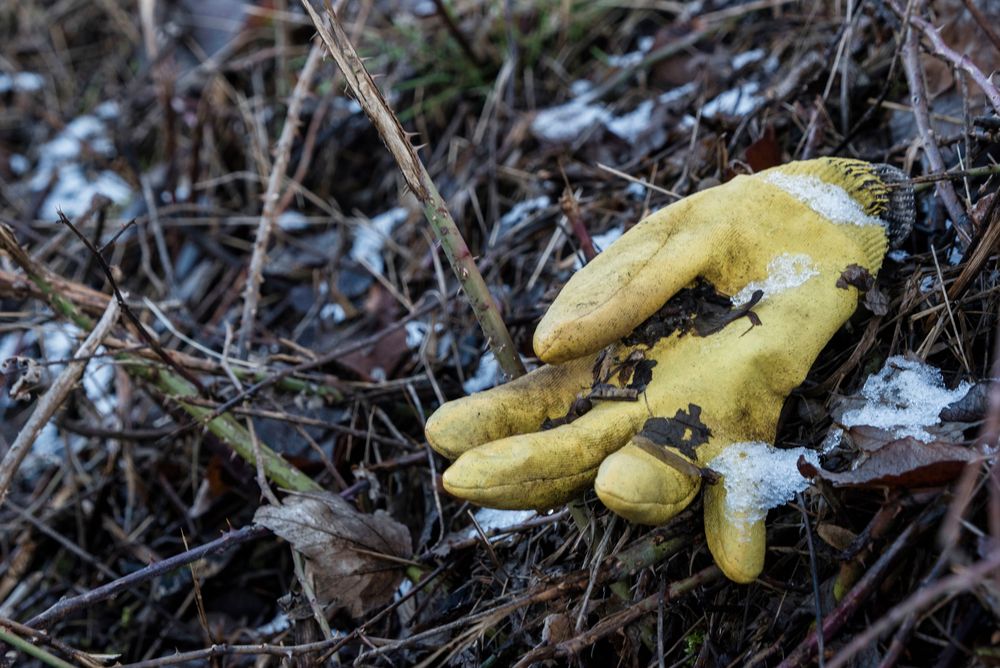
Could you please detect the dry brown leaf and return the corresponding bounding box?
[254,491,411,617]
[798,437,978,489]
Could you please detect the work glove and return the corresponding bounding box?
[425,158,914,583]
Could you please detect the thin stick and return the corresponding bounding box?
[237,42,324,357]
[827,548,1000,668]
[0,299,120,507]
[300,0,525,379]
[899,6,973,245]
[26,525,270,629]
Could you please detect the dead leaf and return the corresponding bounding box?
[254,491,411,617]
[638,404,711,459]
[836,264,875,291]
[817,523,857,551]
[1,356,43,401]
[797,437,978,489]
[745,125,782,172]
[940,381,988,422]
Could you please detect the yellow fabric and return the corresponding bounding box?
[425,158,892,583]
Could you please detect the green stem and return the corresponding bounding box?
[0,628,75,668]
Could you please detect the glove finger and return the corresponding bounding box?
[533,195,719,363]
[425,354,595,460]
[594,442,701,525]
[441,400,645,510]
[703,474,766,584]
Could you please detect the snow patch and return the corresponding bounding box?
[350,207,408,275]
[0,71,44,93]
[463,351,502,394]
[464,508,536,538]
[606,36,654,68]
[605,100,655,145]
[840,356,973,442]
[731,253,818,307]
[762,172,883,228]
[731,49,766,70]
[574,226,624,269]
[29,110,132,219]
[709,442,817,530]
[531,99,609,143]
[500,196,551,230]
[887,249,910,262]
[702,81,761,119]
[277,210,310,231]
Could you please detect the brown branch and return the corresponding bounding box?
[899,6,973,245]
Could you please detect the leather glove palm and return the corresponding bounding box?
[425,158,913,583]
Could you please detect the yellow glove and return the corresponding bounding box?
[425,158,914,583]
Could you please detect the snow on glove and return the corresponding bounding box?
[425,158,914,583]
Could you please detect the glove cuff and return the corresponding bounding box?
[761,158,915,270]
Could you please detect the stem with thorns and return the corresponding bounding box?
[300,0,525,379]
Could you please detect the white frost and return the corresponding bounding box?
[731,253,818,307]
[0,72,44,93]
[731,49,766,70]
[840,356,972,442]
[500,196,551,230]
[531,99,610,143]
[709,442,818,528]
[702,81,761,119]
[463,351,501,394]
[605,100,655,145]
[762,172,883,228]
[29,111,132,219]
[277,210,309,231]
[350,207,408,275]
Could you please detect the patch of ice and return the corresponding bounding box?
[762,172,883,228]
[463,351,501,394]
[919,275,936,294]
[732,49,766,70]
[709,442,818,529]
[277,210,309,231]
[605,100,655,145]
[500,196,551,230]
[839,356,973,442]
[94,101,119,119]
[731,253,819,307]
[464,508,536,538]
[702,81,761,119]
[887,249,910,262]
[29,110,132,219]
[532,99,610,144]
[0,72,44,93]
[350,207,408,275]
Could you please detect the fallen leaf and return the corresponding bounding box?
[745,125,782,172]
[254,491,411,617]
[836,264,875,291]
[797,437,978,489]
